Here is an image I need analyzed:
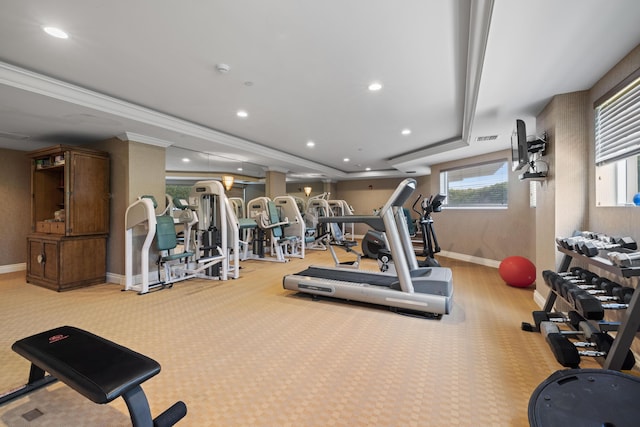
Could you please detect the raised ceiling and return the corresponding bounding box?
[1,0,640,181]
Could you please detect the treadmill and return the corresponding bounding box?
[283,178,453,316]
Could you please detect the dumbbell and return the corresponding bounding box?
[556,236,588,250]
[540,318,599,340]
[572,292,629,321]
[608,251,640,268]
[575,237,637,257]
[543,269,598,297]
[521,310,585,333]
[556,233,610,250]
[565,281,633,306]
[555,273,600,298]
[556,273,633,302]
[545,330,636,369]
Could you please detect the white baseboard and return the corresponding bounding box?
[107,271,160,287]
[438,250,500,268]
[0,263,26,274]
[355,235,501,269]
[533,289,546,308]
[106,272,125,286]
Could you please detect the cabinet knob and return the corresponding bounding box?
[36,253,46,264]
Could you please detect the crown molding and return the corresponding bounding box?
[117,132,174,148]
[0,61,347,178]
[462,0,494,143]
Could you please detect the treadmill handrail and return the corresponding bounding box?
[380,178,417,215]
[318,215,384,231]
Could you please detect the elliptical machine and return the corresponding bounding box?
[412,193,445,266]
[362,193,446,272]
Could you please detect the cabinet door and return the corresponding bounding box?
[27,239,59,282]
[67,153,110,235]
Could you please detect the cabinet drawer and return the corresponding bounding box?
[36,221,65,234]
[36,221,50,233]
[50,222,65,234]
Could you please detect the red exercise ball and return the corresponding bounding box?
[499,256,536,288]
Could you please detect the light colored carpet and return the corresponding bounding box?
[0,251,568,426]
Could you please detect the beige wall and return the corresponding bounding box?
[265,170,286,198]
[429,150,535,263]
[534,91,590,302]
[91,138,166,276]
[0,149,31,268]
[586,44,640,353]
[336,178,409,236]
[588,44,640,240]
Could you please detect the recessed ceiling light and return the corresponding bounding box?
[401,129,411,135]
[43,26,69,39]
[365,167,371,171]
[181,158,190,163]
[343,158,350,162]
[306,140,315,148]
[368,82,382,91]
[236,110,248,118]
[237,167,243,171]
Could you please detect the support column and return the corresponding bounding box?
[265,168,287,199]
[92,135,168,277]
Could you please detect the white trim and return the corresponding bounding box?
[106,272,124,286]
[349,240,501,268]
[118,132,174,148]
[462,0,494,142]
[388,137,467,166]
[0,61,346,178]
[533,289,546,308]
[0,263,26,274]
[264,166,290,174]
[438,250,500,268]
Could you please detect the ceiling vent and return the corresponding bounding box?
[476,135,499,142]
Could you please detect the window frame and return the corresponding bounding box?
[594,67,640,166]
[439,158,509,209]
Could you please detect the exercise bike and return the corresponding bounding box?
[362,193,446,272]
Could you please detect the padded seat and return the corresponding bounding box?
[156,215,193,261]
[12,326,160,404]
[8,326,186,426]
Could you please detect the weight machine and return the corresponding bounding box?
[273,195,306,258]
[189,180,240,280]
[124,194,227,294]
[304,194,332,250]
[244,197,293,263]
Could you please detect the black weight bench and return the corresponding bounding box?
[0,326,186,427]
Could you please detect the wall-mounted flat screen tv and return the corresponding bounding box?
[511,119,529,171]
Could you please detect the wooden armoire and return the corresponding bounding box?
[26,145,110,291]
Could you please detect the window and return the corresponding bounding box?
[439,159,508,208]
[595,68,640,206]
[595,74,640,165]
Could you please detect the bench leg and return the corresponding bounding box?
[28,363,45,383]
[122,385,187,427]
[0,363,57,405]
[122,385,154,427]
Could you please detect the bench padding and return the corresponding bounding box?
[12,326,160,404]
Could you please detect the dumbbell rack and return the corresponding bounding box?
[541,245,640,370]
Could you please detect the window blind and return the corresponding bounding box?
[595,75,640,165]
[439,159,508,207]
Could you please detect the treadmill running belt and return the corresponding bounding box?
[295,267,398,287]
